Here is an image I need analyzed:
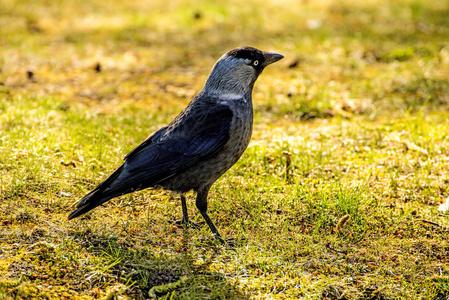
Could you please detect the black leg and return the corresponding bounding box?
[196,187,225,243]
[198,210,222,237]
[173,194,204,229]
[180,194,189,225]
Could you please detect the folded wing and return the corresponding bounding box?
[68,102,233,219]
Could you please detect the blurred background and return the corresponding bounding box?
[1,0,448,119]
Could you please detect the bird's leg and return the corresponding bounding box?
[173,194,204,229]
[198,210,224,242]
[196,187,225,244]
[180,194,189,225]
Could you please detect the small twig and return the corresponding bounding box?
[336,214,351,231]
[282,151,293,183]
[386,269,397,277]
[420,219,441,227]
[325,242,348,254]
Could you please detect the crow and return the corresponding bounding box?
[69,46,283,242]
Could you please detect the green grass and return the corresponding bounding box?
[1,0,449,299]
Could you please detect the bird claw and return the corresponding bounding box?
[222,237,247,247]
[197,236,247,248]
[172,220,205,229]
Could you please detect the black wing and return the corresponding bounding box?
[115,102,233,186]
[68,102,233,219]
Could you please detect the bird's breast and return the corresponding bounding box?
[226,110,253,158]
[159,102,253,193]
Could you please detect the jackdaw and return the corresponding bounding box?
[68,46,283,242]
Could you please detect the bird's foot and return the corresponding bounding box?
[173,219,205,230]
[198,236,247,248]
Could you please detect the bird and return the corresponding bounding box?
[68,46,283,243]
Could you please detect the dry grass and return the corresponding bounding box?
[1,0,449,299]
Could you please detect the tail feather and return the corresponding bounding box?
[68,165,126,220]
[67,193,113,220]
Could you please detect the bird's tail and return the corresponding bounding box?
[68,165,126,220]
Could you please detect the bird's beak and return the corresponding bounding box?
[262,51,284,66]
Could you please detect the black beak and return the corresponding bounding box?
[262,51,284,66]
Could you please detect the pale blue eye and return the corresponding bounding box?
[253,60,259,66]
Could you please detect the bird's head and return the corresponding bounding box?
[204,46,284,97]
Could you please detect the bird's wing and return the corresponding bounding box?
[68,102,233,220]
[119,102,234,183]
[123,126,168,161]
[72,102,234,209]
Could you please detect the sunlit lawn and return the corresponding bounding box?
[1,0,449,299]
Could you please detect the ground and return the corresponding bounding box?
[1,0,449,299]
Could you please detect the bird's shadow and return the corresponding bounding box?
[77,228,247,299]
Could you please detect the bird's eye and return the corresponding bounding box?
[253,60,259,66]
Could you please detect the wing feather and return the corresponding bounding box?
[68,101,234,219]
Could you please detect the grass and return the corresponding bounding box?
[1,0,449,298]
